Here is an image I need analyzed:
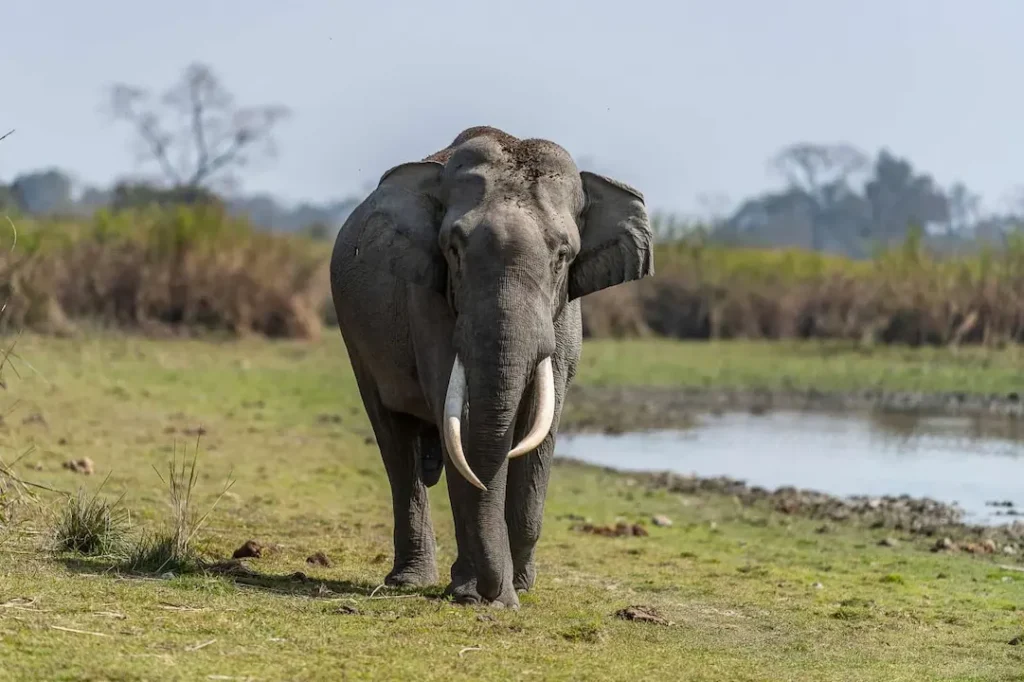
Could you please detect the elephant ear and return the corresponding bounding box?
[569,171,655,301]
[354,161,447,293]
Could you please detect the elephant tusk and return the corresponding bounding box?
[508,356,555,459]
[443,354,487,491]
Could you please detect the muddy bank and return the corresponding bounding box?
[554,457,1024,551]
[561,384,1024,434]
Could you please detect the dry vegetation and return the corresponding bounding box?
[0,206,329,339]
[5,208,1024,347]
[585,229,1024,347]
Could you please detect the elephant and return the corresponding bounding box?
[329,126,654,608]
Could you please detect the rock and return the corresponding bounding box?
[232,540,263,559]
[1004,545,1018,556]
[61,457,94,475]
[1009,635,1023,646]
[290,571,309,582]
[879,537,899,548]
[962,540,997,555]
[652,514,673,527]
[306,551,332,567]
[812,582,824,590]
[932,537,957,552]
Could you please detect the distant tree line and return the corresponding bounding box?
[2,62,1022,255]
[652,143,1023,257]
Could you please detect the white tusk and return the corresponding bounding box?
[508,357,555,459]
[442,354,487,491]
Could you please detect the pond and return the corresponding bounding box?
[556,410,1024,526]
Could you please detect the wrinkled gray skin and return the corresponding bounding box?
[330,126,654,608]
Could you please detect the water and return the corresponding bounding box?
[556,411,1024,526]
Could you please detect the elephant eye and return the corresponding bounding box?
[555,246,570,267]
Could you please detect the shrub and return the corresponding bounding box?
[50,478,131,557]
[0,206,330,339]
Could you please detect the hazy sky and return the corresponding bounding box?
[3,0,1022,216]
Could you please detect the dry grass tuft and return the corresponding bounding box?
[125,436,234,574]
[50,475,132,557]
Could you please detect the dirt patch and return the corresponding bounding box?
[21,413,46,427]
[614,605,673,626]
[573,521,648,538]
[333,605,360,615]
[206,560,258,577]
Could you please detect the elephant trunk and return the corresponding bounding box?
[442,354,554,490]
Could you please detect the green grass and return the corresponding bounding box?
[579,338,1024,394]
[0,335,1022,681]
[49,478,131,557]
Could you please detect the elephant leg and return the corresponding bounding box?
[442,475,481,604]
[505,431,556,593]
[506,348,572,594]
[349,357,439,587]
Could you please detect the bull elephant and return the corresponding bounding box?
[329,126,654,608]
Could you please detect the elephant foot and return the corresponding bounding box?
[385,559,438,588]
[444,575,520,610]
[513,564,536,594]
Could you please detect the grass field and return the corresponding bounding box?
[578,337,1024,394]
[1,335,1023,681]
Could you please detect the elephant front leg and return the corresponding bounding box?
[505,348,570,594]
[443,462,519,609]
[505,434,556,593]
[351,365,439,587]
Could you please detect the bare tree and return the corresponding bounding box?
[106,62,291,192]
[769,142,869,250]
[770,143,868,199]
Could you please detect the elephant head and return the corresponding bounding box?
[355,128,654,491]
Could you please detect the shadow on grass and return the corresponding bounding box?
[54,554,447,602]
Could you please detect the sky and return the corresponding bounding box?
[2,0,1023,217]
